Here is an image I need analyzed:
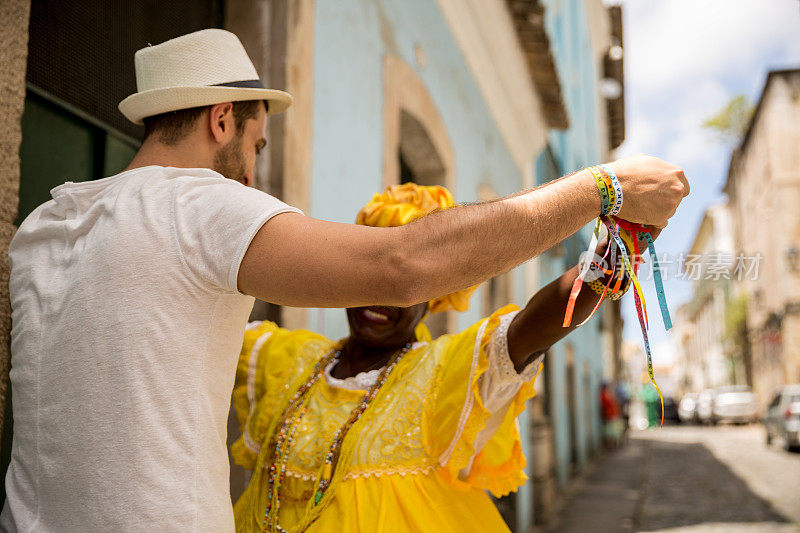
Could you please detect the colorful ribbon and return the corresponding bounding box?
[599,164,624,216]
[602,217,665,428]
[563,218,602,327]
[562,165,672,427]
[561,167,672,427]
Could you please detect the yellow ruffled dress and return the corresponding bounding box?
[231,305,541,532]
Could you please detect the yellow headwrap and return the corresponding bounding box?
[356,183,478,313]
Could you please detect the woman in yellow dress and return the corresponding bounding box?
[231,183,633,532]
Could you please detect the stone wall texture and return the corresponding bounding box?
[0,0,31,439]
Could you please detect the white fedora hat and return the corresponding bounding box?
[118,29,292,124]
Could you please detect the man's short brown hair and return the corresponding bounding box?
[142,100,266,145]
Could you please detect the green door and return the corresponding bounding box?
[16,90,138,226]
[1,90,139,505]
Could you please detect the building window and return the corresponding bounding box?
[383,55,455,336]
[18,0,224,225]
[395,114,449,336]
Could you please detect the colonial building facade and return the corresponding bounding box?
[677,204,741,393]
[724,68,800,407]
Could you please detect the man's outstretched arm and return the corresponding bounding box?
[238,155,687,309]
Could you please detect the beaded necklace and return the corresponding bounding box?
[263,342,413,532]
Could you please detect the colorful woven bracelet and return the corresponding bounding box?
[601,172,616,213]
[599,163,623,216]
[563,210,671,428]
[587,279,622,300]
[586,272,630,300]
[587,166,611,216]
[578,251,630,301]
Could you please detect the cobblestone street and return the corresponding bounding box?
[548,425,800,533]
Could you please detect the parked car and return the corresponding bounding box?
[678,392,699,423]
[764,384,800,452]
[662,396,681,424]
[697,389,716,424]
[712,385,759,424]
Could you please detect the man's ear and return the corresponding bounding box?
[208,102,235,144]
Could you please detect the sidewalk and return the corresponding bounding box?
[543,438,644,533]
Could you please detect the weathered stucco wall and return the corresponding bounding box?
[307,0,538,339]
[0,0,31,439]
[729,71,800,402]
[539,0,610,486]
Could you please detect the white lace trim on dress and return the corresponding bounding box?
[323,341,428,390]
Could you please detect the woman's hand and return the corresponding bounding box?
[634,225,662,259]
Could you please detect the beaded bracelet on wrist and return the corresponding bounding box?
[577,253,630,299]
[587,277,629,300]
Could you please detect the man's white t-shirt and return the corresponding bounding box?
[0,166,301,532]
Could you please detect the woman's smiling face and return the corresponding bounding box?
[345,302,428,350]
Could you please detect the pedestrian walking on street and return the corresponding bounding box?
[601,381,623,449]
[615,380,631,438]
[640,379,661,428]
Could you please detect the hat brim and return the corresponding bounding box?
[118,86,293,125]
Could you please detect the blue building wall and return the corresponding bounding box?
[538,0,606,486]
[308,0,525,338]
[305,0,611,524]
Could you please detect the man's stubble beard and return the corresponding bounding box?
[212,133,248,182]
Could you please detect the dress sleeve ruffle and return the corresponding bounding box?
[424,304,542,497]
[231,321,280,470]
[230,322,331,470]
[462,368,541,497]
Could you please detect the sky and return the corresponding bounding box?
[614,0,800,367]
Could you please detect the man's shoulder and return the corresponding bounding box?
[145,166,228,191]
[165,168,276,204]
[121,165,229,192]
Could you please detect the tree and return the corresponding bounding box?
[702,95,755,144]
[724,292,752,386]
